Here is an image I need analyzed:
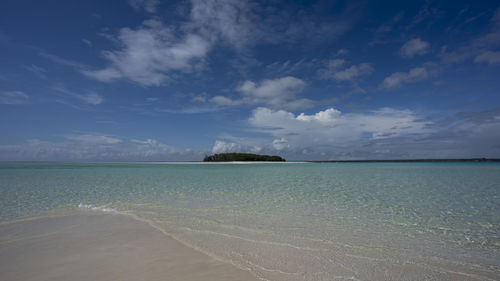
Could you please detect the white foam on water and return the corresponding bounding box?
[78,203,117,213]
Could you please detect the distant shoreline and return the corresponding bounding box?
[0,159,499,164]
[309,158,500,163]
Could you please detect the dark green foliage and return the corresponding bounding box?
[203,153,285,162]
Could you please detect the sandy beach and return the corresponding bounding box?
[0,212,259,281]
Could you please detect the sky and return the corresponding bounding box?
[0,0,499,161]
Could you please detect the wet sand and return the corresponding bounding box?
[0,212,259,281]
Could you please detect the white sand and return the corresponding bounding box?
[0,212,259,281]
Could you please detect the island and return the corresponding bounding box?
[203,153,286,162]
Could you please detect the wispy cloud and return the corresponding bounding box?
[156,105,222,114]
[474,51,500,65]
[440,8,500,64]
[53,84,104,105]
[83,0,358,86]
[0,135,204,161]
[0,91,29,104]
[381,67,428,89]
[40,51,88,69]
[64,134,122,144]
[188,0,357,49]
[319,59,373,81]
[369,11,405,46]
[23,64,47,77]
[82,39,92,47]
[380,62,437,89]
[128,0,159,13]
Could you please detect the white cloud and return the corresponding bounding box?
[65,134,122,144]
[40,52,88,69]
[53,84,104,105]
[0,91,29,104]
[210,95,242,106]
[79,92,104,105]
[210,76,312,110]
[82,39,92,47]
[192,95,207,103]
[188,0,356,49]
[211,140,263,154]
[131,138,158,145]
[83,0,357,86]
[0,136,203,161]
[296,108,341,123]
[212,140,243,154]
[130,138,176,156]
[128,0,160,13]
[83,19,211,86]
[320,59,373,81]
[400,38,430,57]
[249,107,431,148]
[238,76,305,100]
[336,48,349,56]
[474,51,500,65]
[156,105,222,114]
[24,64,47,76]
[188,0,261,49]
[272,138,289,150]
[380,66,429,89]
[440,8,500,64]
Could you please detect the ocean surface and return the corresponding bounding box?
[1,162,499,280]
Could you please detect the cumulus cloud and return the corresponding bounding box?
[211,140,244,154]
[241,107,500,160]
[296,108,341,123]
[0,91,29,104]
[210,76,313,110]
[249,107,431,149]
[400,38,430,57]
[272,138,289,150]
[211,140,263,154]
[474,51,500,65]
[83,19,210,86]
[319,59,373,81]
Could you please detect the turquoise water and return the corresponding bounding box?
[1,162,499,280]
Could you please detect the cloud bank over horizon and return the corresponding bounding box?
[1,1,499,160]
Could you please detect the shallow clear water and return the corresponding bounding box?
[1,162,499,280]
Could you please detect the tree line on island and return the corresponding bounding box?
[203,153,286,162]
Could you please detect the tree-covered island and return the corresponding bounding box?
[203,153,286,162]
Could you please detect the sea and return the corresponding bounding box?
[1,161,499,280]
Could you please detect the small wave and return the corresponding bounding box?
[78,203,117,213]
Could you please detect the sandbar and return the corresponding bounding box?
[0,212,259,281]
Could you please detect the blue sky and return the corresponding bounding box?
[1,0,499,161]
